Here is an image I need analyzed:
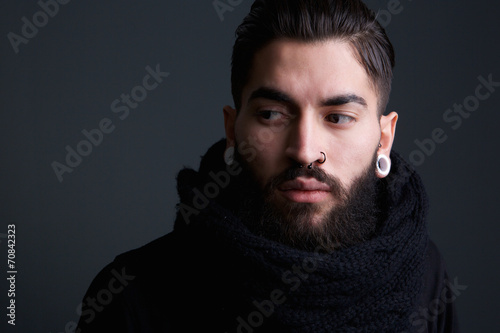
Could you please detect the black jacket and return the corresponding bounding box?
[76,234,459,332]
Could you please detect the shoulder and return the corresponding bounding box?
[75,231,183,332]
[409,240,461,333]
[76,226,223,332]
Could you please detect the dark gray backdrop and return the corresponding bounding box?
[1,1,498,332]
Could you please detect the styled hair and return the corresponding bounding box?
[231,0,395,115]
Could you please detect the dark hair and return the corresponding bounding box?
[231,0,395,115]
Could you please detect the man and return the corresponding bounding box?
[77,0,459,332]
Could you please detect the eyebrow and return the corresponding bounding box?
[322,94,367,108]
[248,87,294,105]
[247,87,367,109]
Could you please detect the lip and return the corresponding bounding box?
[277,177,331,203]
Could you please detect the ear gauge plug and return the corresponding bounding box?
[224,147,234,165]
[376,154,391,177]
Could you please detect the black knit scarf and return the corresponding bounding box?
[174,140,429,332]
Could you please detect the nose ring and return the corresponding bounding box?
[300,152,327,169]
[318,152,326,164]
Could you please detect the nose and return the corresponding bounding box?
[284,113,324,167]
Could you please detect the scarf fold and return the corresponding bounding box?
[174,140,429,332]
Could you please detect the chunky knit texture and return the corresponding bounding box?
[173,140,429,332]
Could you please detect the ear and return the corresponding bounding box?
[223,105,237,148]
[378,111,398,158]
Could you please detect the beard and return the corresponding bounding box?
[229,150,381,253]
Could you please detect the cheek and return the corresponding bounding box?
[327,126,379,184]
[240,147,282,189]
[234,118,286,188]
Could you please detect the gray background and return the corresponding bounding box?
[1,0,499,332]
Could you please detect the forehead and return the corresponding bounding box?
[242,39,378,109]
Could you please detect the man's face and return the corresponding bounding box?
[224,39,397,232]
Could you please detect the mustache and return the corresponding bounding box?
[266,165,347,198]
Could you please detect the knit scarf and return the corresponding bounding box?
[173,140,429,332]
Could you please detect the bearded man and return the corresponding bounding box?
[77,0,459,332]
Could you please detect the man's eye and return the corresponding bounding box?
[326,114,354,124]
[259,110,283,120]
